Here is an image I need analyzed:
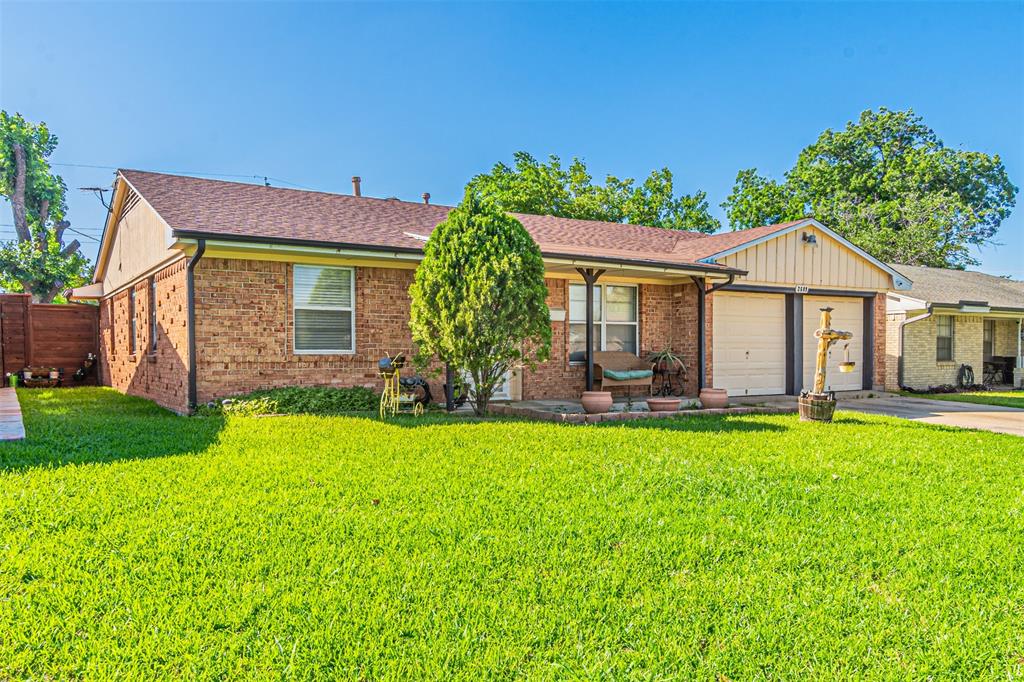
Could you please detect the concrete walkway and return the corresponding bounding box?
[839,396,1024,437]
[0,388,25,441]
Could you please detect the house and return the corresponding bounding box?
[71,170,910,414]
[885,264,1024,390]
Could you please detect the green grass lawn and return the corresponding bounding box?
[2,388,1023,679]
[901,390,1024,409]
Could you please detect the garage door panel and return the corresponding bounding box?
[802,297,864,392]
[713,292,786,396]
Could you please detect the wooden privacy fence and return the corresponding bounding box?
[0,294,99,385]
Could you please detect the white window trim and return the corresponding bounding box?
[568,282,639,364]
[292,264,356,355]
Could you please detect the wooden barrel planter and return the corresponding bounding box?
[798,394,837,422]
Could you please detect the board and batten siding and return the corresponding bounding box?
[718,225,891,292]
[101,192,180,294]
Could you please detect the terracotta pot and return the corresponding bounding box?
[581,391,613,414]
[646,397,681,412]
[699,388,728,409]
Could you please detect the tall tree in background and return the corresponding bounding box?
[722,108,1017,268]
[469,152,721,233]
[0,111,90,302]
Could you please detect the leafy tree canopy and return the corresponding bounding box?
[722,108,1017,268]
[409,190,551,415]
[0,111,90,301]
[468,152,720,233]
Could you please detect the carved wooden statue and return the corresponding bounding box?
[811,307,853,396]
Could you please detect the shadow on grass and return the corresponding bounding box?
[0,388,226,473]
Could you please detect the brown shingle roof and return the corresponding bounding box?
[118,170,784,273]
[888,263,1024,310]
[670,220,807,261]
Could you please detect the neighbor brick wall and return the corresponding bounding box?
[884,311,904,392]
[993,319,1020,357]
[99,259,190,413]
[901,314,984,390]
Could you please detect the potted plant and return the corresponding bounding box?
[645,348,686,374]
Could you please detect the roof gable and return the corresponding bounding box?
[680,218,911,290]
[887,263,1024,310]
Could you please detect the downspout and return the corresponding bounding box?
[695,274,735,390]
[186,239,207,412]
[897,307,932,389]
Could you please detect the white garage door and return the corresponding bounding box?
[713,292,787,396]
[802,296,864,393]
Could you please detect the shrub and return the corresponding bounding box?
[210,386,378,416]
[410,190,550,416]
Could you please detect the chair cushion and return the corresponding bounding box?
[603,368,653,381]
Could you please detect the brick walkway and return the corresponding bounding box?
[0,388,25,441]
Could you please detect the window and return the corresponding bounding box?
[128,288,137,354]
[568,283,638,362]
[150,278,158,352]
[293,265,355,354]
[983,319,995,361]
[936,315,954,362]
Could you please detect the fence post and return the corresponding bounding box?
[23,296,33,367]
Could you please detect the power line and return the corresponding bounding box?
[52,162,313,190]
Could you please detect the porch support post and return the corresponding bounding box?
[694,279,706,390]
[1016,318,1023,388]
[576,267,605,391]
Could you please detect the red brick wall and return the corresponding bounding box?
[703,289,714,387]
[99,259,190,413]
[873,292,886,390]
[520,279,702,399]
[189,262,699,404]
[191,258,448,404]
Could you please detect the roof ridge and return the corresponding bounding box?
[120,168,453,211]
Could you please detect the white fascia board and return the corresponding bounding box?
[699,218,914,291]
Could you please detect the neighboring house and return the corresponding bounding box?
[885,264,1024,391]
[71,170,909,413]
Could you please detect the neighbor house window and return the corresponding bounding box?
[293,265,355,354]
[936,315,954,362]
[129,288,137,354]
[568,283,638,362]
[149,277,158,352]
[983,319,995,361]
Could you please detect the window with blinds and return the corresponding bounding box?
[293,265,355,354]
[936,315,954,362]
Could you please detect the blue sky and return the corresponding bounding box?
[2,1,1022,277]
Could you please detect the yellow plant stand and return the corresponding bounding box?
[379,354,424,419]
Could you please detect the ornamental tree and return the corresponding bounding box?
[0,111,91,301]
[410,191,551,415]
[721,108,1017,268]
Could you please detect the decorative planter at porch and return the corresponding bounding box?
[699,388,728,409]
[581,391,613,414]
[798,394,837,422]
[646,397,681,412]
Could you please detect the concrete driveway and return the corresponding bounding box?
[839,396,1024,437]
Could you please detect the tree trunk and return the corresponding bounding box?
[10,143,30,242]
